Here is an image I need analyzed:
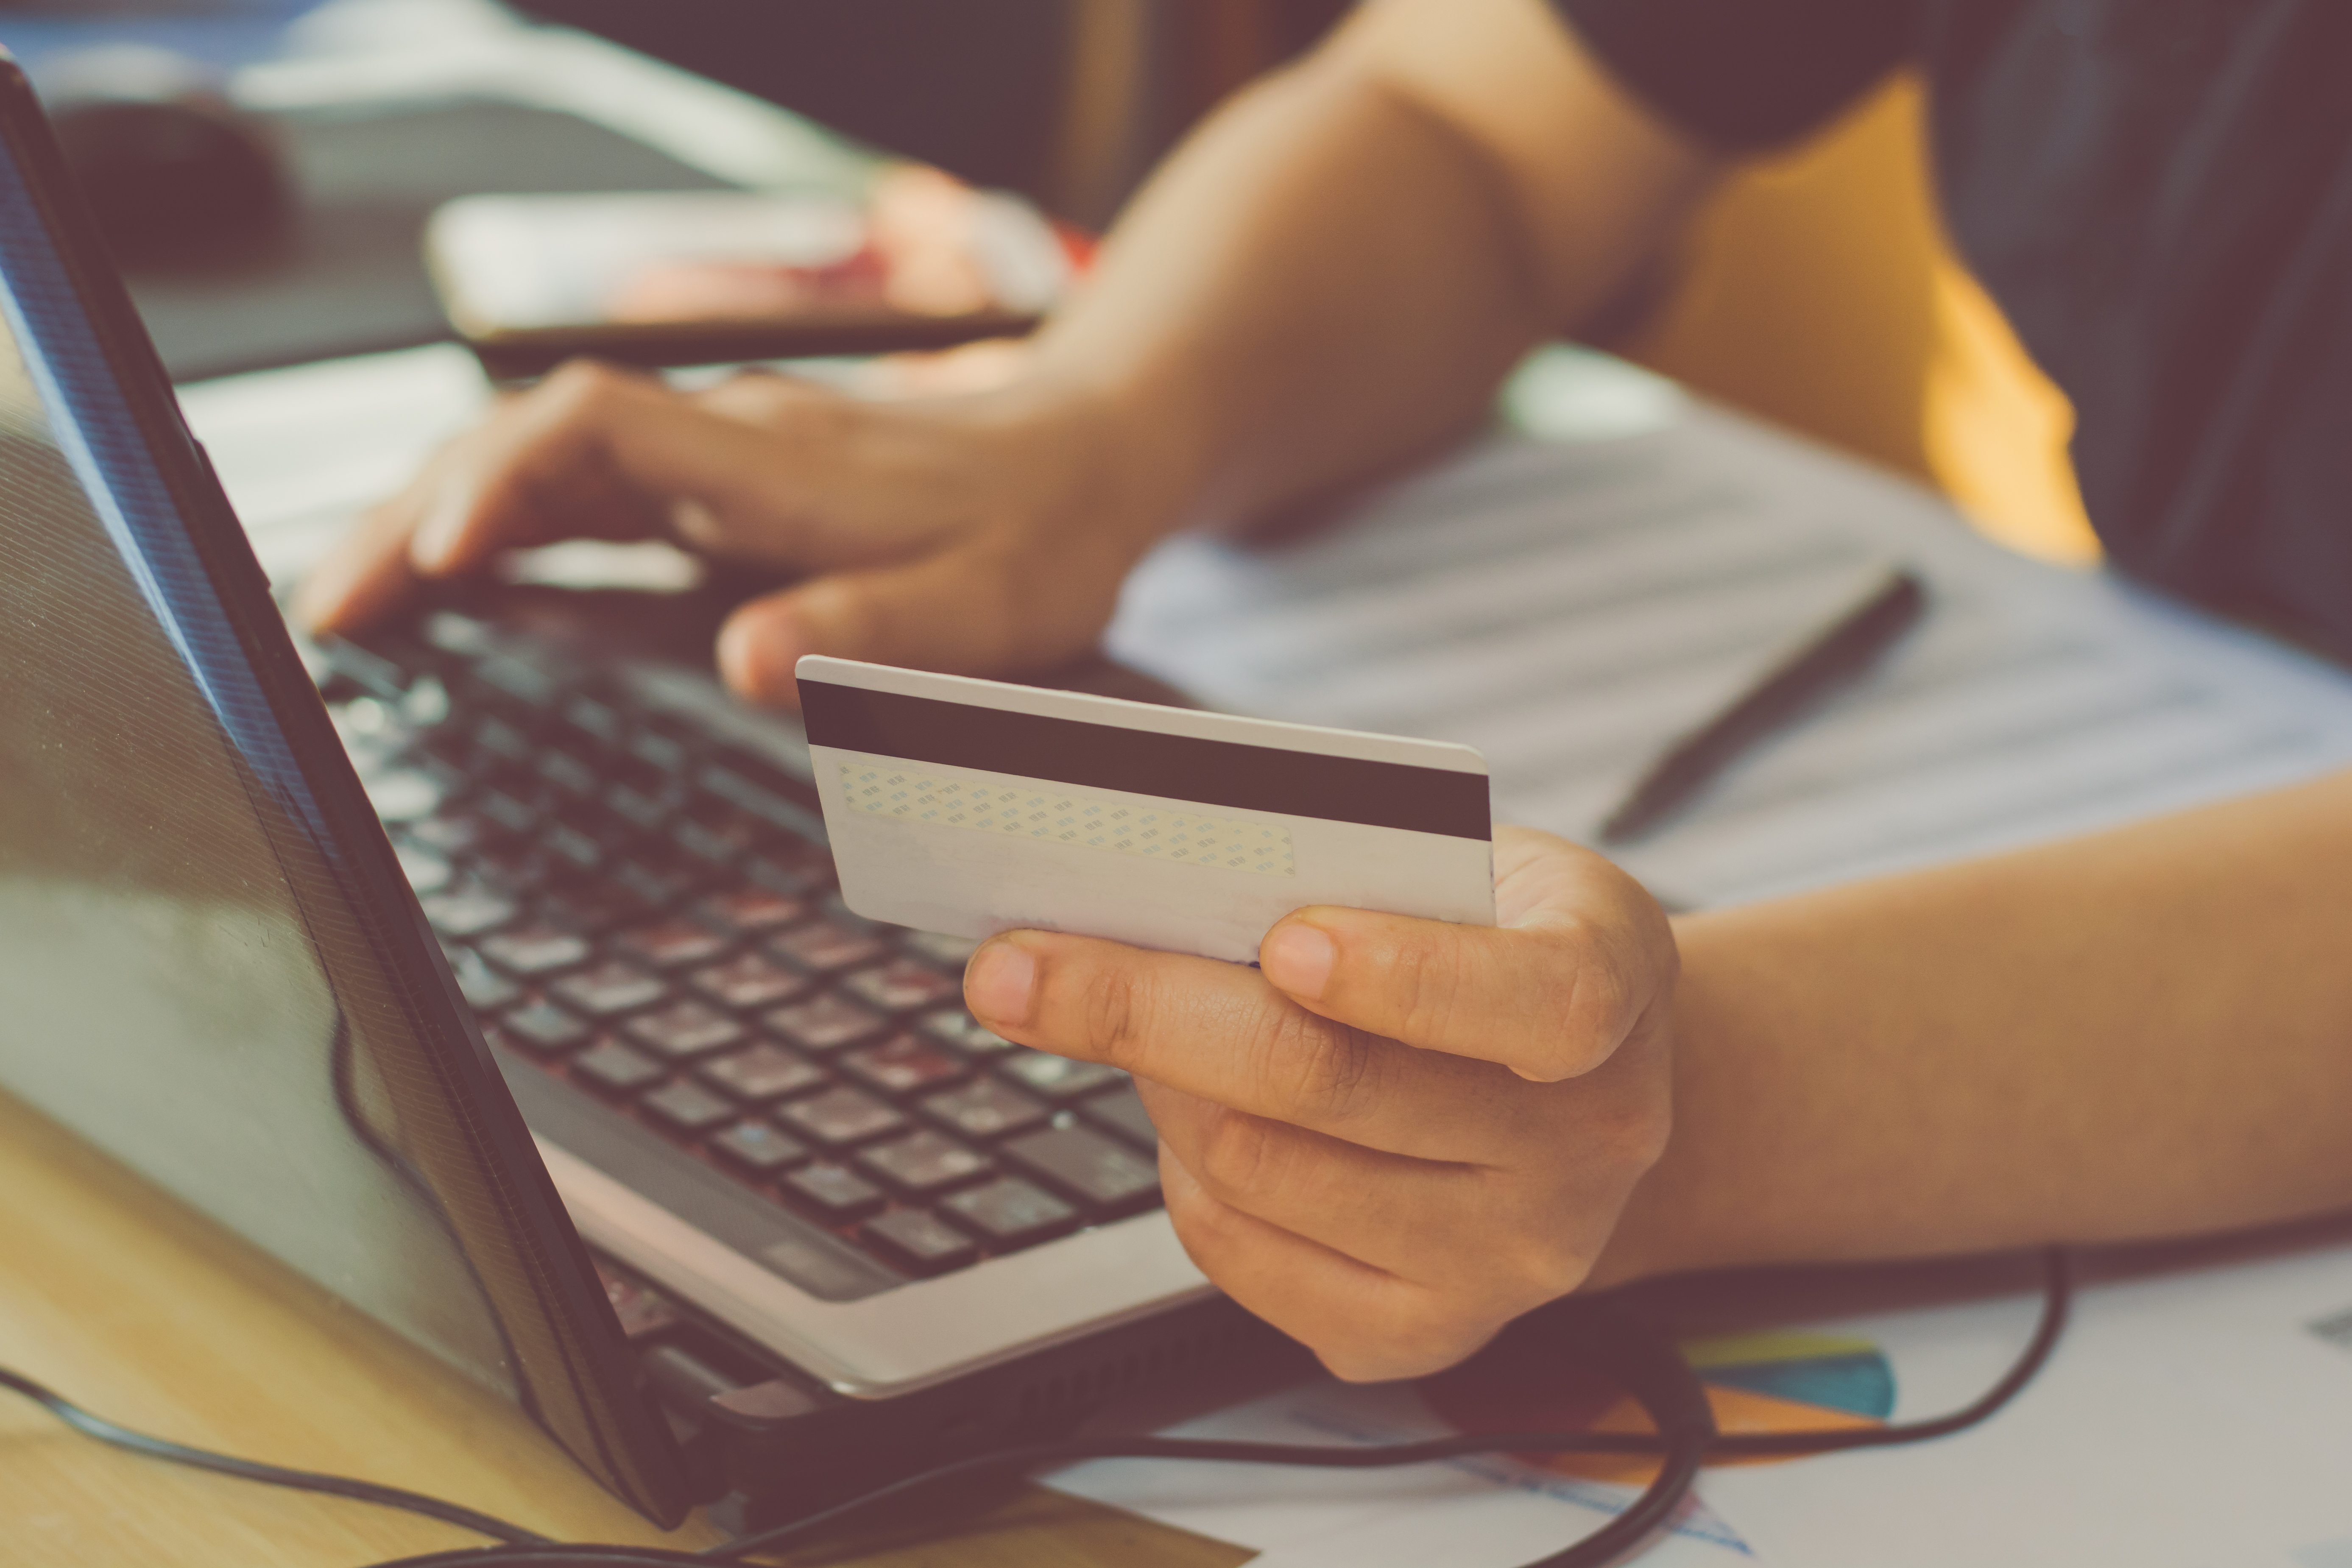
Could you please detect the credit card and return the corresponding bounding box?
[798,656,1494,964]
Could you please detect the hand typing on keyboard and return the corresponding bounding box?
[959,826,1677,1384]
[291,361,1177,709]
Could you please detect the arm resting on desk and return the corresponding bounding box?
[1607,766,2352,1281]
[960,771,2352,1383]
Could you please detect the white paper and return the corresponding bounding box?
[1697,1242,2352,1568]
[1049,1377,1762,1568]
[1107,349,2352,907]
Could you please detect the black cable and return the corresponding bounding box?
[0,1365,547,1547]
[2,1249,2073,1568]
[1711,1246,2073,1460]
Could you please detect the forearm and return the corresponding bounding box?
[1603,770,2352,1281]
[1021,0,1714,532]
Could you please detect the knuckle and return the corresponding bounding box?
[1385,933,1475,1047]
[1493,1225,1590,1303]
[1189,1109,1282,1202]
[1588,1092,1673,1172]
[1508,925,1641,1083]
[1261,1008,1381,1124]
[1076,962,1155,1069]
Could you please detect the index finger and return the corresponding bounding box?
[963,930,1539,1162]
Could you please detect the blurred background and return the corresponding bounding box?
[0,0,2096,564]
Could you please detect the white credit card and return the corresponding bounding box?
[798,656,1494,964]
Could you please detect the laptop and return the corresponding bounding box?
[0,56,1295,1530]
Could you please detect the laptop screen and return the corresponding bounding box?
[0,176,526,1389]
[0,62,684,1521]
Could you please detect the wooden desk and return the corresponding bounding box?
[0,1093,1247,1567]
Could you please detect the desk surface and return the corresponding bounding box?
[0,1091,1247,1568]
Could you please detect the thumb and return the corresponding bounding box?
[1256,829,1675,1082]
[714,541,1118,709]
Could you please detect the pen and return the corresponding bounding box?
[1597,566,1927,845]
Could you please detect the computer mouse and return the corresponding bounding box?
[47,90,290,262]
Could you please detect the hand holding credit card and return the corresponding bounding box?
[798,656,1495,962]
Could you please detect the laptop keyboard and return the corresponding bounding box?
[315,611,1163,1283]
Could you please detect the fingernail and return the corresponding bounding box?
[413,490,476,574]
[1260,922,1335,1001]
[965,941,1036,1027]
[717,605,804,706]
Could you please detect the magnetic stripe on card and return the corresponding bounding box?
[800,678,1487,839]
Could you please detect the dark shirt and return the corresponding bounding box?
[1556,0,2352,661]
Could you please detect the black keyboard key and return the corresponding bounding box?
[921,1078,1048,1141]
[689,952,810,1012]
[538,882,649,936]
[536,745,602,798]
[540,821,605,873]
[444,946,520,1011]
[394,843,453,895]
[695,887,807,939]
[919,1010,1016,1057]
[560,798,650,855]
[622,1000,744,1061]
[478,924,591,977]
[862,1208,978,1275]
[474,651,566,710]
[673,809,767,865]
[698,760,827,844]
[473,783,540,834]
[402,813,490,857]
[473,714,536,764]
[611,857,709,909]
[419,610,498,658]
[1080,1083,1160,1149]
[856,1130,994,1195]
[550,961,668,1018]
[499,997,590,1054]
[421,886,519,939]
[640,1079,738,1135]
[572,1039,664,1096]
[785,1162,884,1221]
[697,1043,827,1104]
[997,1049,1127,1102]
[563,692,625,746]
[470,838,552,892]
[770,921,890,977]
[941,1177,1075,1247]
[839,1036,966,1097]
[627,721,693,774]
[709,1120,809,1175]
[900,931,980,968]
[745,853,830,897]
[605,781,677,833]
[775,1086,907,1149]
[1002,1125,1160,1213]
[764,994,886,1053]
[840,960,963,1014]
[616,918,731,971]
